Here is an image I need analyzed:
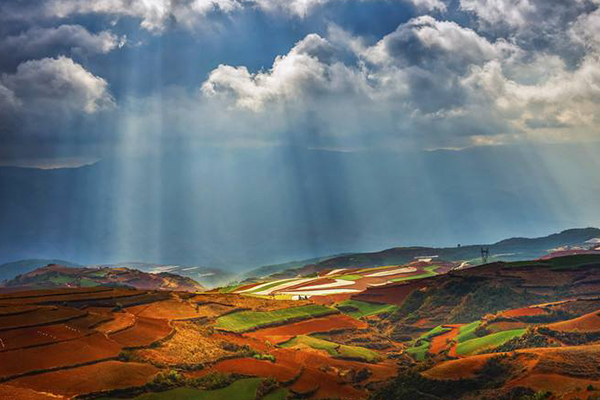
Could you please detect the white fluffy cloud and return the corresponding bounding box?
[460,0,535,28]
[1,56,114,116]
[199,14,600,149]
[202,34,369,111]
[364,16,516,69]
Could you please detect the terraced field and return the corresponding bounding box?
[4,253,600,400]
[230,261,454,300]
[280,335,382,363]
[98,378,264,400]
[214,304,336,332]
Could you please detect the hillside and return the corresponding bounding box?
[0,259,80,282]
[269,228,600,278]
[3,254,600,399]
[0,264,204,292]
[98,262,235,289]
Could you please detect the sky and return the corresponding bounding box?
[0,0,599,268]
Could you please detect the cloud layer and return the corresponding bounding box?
[1,0,441,31]
[0,0,599,161]
[200,9,600,149]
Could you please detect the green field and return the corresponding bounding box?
[455,328,526,356]
[404,325,452,361]
[49,275,75,285]
[456,321,481,343]
[354,265,399,274]
[281,335,381,362]
[418,325,451,341]
[336,299,398,318]
[98,378,262,400]
[405,340,429,361]
[262,388,288,400]
[79,277,99,287]
[337,274,363,281]
[243,279,297,294]
[214,304,336,332]
[218,284,245,293]
[389,265,441,283]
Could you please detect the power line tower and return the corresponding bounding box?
[481,247,490,264]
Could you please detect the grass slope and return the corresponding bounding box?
[455,328,526,356]
[262,388,288,400]
[405,325,452,361]
[337,274,363,281]
[244,279,297,294]
[98,378,262,400]
[214,305,336,333]
[281,335,381,362]
[456,321,481,343]
[405,341,429,361]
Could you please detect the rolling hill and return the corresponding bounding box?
[0,264,205,292]
[265,227,600,278]
[0,259,80,282]
[4,253,600,399]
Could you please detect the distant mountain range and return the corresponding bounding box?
[257,227,600,279]
[0,264,204,292]
[2,228,599,287]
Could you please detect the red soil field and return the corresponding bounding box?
[352,280,427,306]
[422,353,499,380]
[0,383,65,400]
[127,299,203,320]
[486,321,528,332]
[0,323,94,351]
[429,325,461,355]
[290,366,365,399]
[506,373,600,398]
[547,309,600,332]
[110,316,172,347]
[270,347,397,383]
[282,278,338,292]
[202,347,384,400]
[210,357,299,381]
[0,288,142,306]
[96,312,136,334]
[0,332,122,379]
[9,361,159,397]
[67,312,113,330]
[0,287,110,301]
[0,306,86,331]
[211,331,271,352]
[246,314,368,344]
[0,305,39,316]
[501,306,547,318]
[233,282,261,292]
[85,306,115,315]
[311,293,354,305]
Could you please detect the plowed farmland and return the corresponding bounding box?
[4,253,600,399]
[110,317,172,347]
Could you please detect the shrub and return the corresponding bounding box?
[255,377,279,399]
